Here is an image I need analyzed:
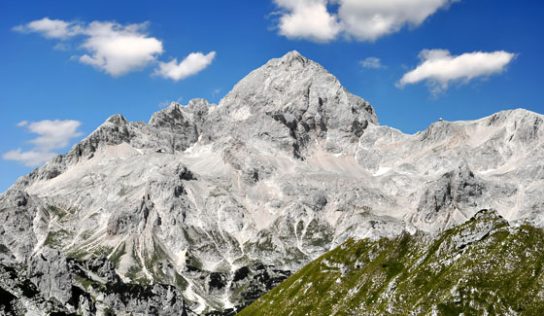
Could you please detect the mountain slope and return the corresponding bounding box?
[240,209,544,315]
[0,51,543,314]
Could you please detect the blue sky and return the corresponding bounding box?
[1,0,543,192]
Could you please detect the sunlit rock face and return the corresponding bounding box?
[0,51,543,315]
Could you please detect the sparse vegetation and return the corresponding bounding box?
[75,275,96,290]
[144,239,169,282]
[109,243,126,266]
[46,205,66,219]
[174,272,188,290]
[126,265,143,281]
[44,230,71,248]
[67,248,89,260]
[93,246,114,257]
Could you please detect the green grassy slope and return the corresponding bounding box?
[239,210,544,316]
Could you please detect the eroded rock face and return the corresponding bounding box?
[0,190,38,263]
[202,51,377,157]
[0,249,193,316]
[412,163,485,229]
[28,248,73,305]
[0,51,543,314]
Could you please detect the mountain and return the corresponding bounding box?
[0,51,543,315]
[239,209,544,315]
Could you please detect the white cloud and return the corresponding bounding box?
[3,120,82,167]
[155,51,216,81]
[398,49,516,94]
[25,120,82,149]
[15,18,214,79]
[338,0,458,41]
[272,0,458,42]
[79,22,163,76]
[3,150,58,167]
[274,0,340,42]
[17,120,29,127]
[360,57,383,69]
[13,17,79,39]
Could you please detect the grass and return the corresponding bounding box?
[239,210,544,316]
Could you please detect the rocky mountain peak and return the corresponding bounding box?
[148,103,186,128]
[219,50,374,118]
[149,100,211,126]
[271,50,311,69]
[105,113,129,125]
[187,98,212,108]
[487,108,543,142]
[487,108,541,123]
[279,50,304,61]
[202,51,378,156]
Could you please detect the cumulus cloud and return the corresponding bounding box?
[272,0,458,42]
[398,49,516,94]
[3,120,82,167]
[25,120,82,149]
[274,0,341,42]
[78,22,164,76]
[14,18,214,79]
[360,57,383,69]
[338,0,458,41]
[13,17,79,39]
[155,51,216,81]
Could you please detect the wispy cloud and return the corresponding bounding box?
[272,0,459,42]
[13,17,79,39]
[3,150,58,168]
[398,49,516,94]
[360,57,384,69]
[155,51,216,81]
[14,18,215,79]
[212,88,222,99]
[3,120,82,167]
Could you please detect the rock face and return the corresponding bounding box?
[0,249,192,315]
[204,51,377,157]
[0,51,543,314]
